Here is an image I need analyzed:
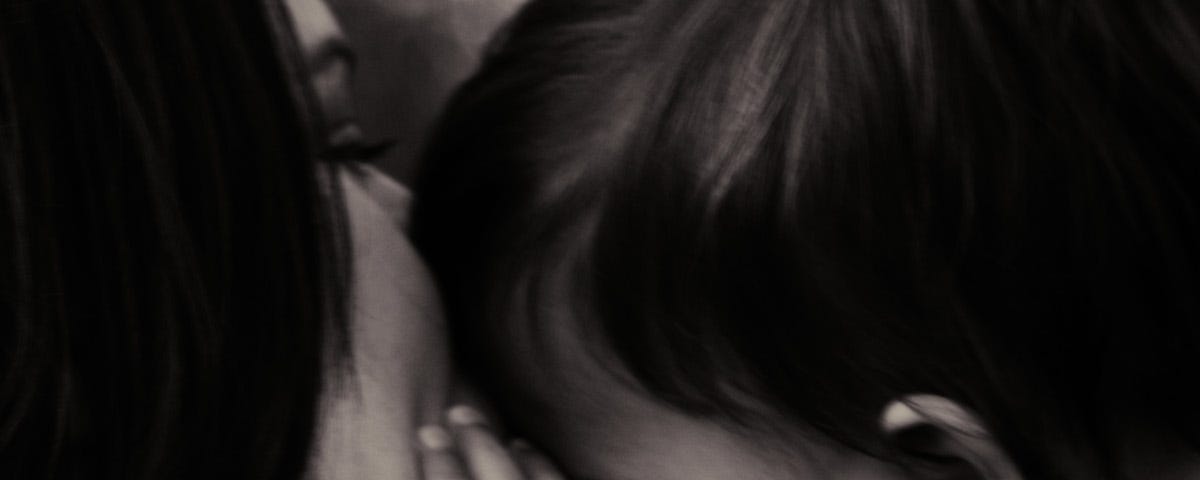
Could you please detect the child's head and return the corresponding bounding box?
[414,1,1200,478]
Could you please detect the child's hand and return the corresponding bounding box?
[417,406,566,480]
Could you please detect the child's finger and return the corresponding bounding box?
[418,425,468,480]
[511,440,567,480]
[446,405,526,480]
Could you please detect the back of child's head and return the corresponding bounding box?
[413,1,1200,477]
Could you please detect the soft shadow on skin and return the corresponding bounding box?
[327,0,529,183]
[308,166,453,480]
[281,1,457,478]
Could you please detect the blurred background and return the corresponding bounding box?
[328,0,528,183]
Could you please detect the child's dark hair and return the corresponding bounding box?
[413,1,1200,477]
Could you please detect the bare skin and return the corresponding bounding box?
[307,165,453,480]
[417,405,566,480]
[281,2,453,478]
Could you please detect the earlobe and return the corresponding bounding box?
[879,395,1023,480]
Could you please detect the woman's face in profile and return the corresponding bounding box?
[282,0,363,148]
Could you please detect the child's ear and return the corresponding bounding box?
[878,395,1023,480]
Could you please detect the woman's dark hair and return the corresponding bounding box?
[413,0,1200,477]
[1,1,346,478]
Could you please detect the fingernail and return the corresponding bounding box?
[880,401,924,433]
[446,405,487,427]
[417,425,453,451]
